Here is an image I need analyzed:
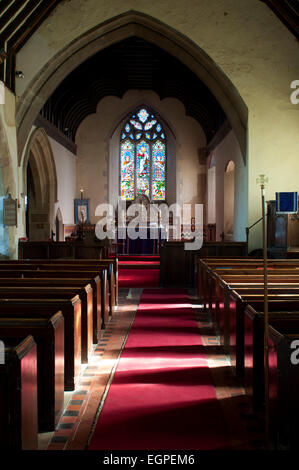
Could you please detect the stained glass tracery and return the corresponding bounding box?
[137,108,149,123]
[120,107,166,201]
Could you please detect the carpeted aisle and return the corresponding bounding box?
[118,269,160,288]
[118,255,160,288]
[89,288,230,450]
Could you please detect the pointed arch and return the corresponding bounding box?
[17,10,247,163]
[21,127,58,240]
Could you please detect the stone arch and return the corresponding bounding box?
[21,127,58,240]
[16,10,248,164]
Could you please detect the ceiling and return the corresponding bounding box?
[0,0,297,142]
[0,1,297,87]
[0,0,61,89]
[39,36,227,143]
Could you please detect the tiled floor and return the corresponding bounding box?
[41,287,264,451]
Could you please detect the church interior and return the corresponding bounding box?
[0,0,299,454]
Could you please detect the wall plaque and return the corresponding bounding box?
[4,197,17,226]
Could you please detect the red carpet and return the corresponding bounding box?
[118,268,160,288]
[89,289,229,450]
[118,255,160,287]
[118,261,160,266]
[117,255,160,261]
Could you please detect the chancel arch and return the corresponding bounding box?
[16,11,248,165]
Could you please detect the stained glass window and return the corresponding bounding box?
[152,140,166,200]
[120,140,135,200]
[120,107,166,201]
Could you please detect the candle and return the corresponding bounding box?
[80,189,84,200]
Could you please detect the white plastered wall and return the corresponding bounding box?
[49,137,77,226]
[207,130,247,242]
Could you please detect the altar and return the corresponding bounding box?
[115,194,164,255]
[116,226,161,255]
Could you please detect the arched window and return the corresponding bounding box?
[120,107,166,201]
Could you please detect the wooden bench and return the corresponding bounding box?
[32,258,119,307]
[210,271,299,318]
[0,285,92,364]
[0,267,109,331]
[13,269,108,334]
[0,297,81,391]
[0,276,102,344]
[0,259,117,312]
[204,269,299,339]
[244,306,299,412]
[268,325,299,449]
[197,257,299,306]
[205,265,299,311]
[226,294,299,377]
[0,312,64,432]
[0,336,38,449]
[36,262,115,317]
[215,277,299,348]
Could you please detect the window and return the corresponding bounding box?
[120,107,166,201]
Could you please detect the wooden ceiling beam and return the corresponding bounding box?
[0,0,41,43]
[13,0,60,52]
[0,0,27,32]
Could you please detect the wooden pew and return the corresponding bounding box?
[0,267,109,330]
[197,258,299,345]
[0,336,38,449]
[30,258,119,307]
[0,259,116,314]
[197,257,299,306]
[226,294,299,377]
[16,269,108,333]
[35,262,115,316]
[268,324,299,449]
[0,312,64,432]
[1,257,118,305]
[0,298,81,391]
[0,285,92,364]
[205,266,299,312]
[216,277,299,348]
[18,239,104,260]
[207,269,299,329]
[209,269,299,317]
[244,306,299,413]
[0,276,101,344]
